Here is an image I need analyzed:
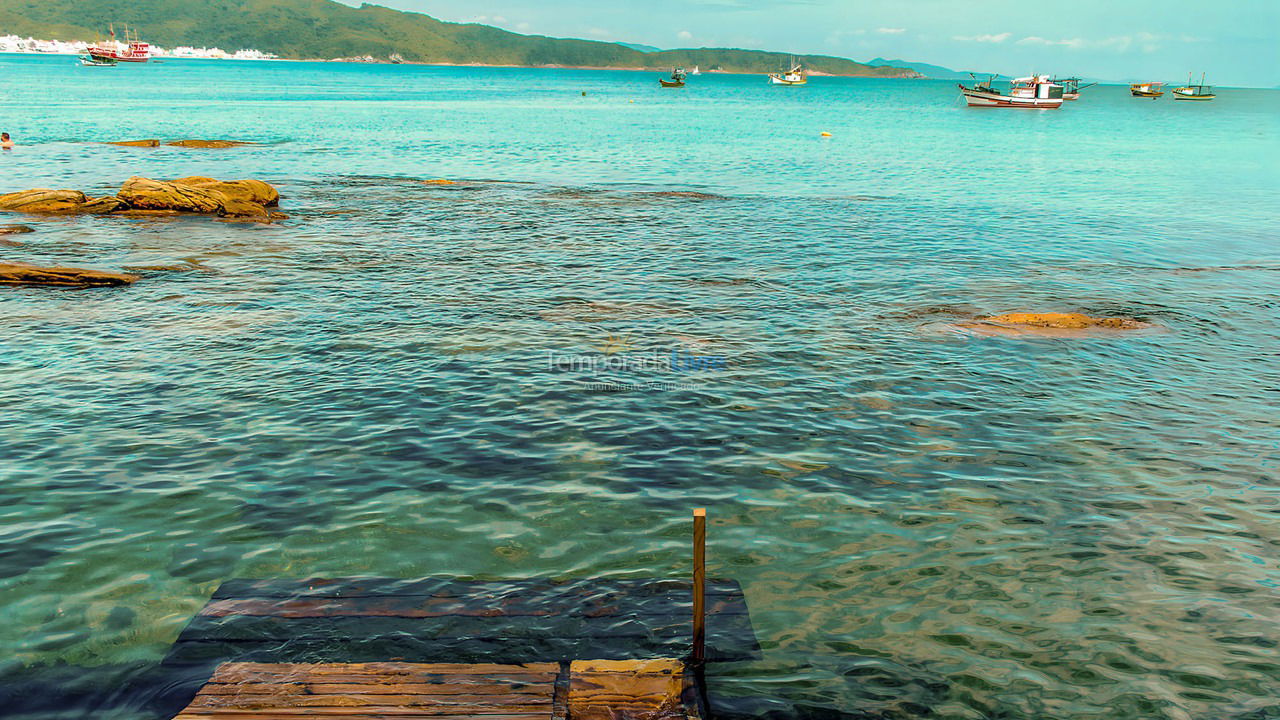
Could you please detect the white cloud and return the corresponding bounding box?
[516,22,531,32]
[677,30,694,40]
[953,33,1011,43]
[876,27,906,35]
[587,28,611,38]
[1015,33,1161,53]
[1017,36,1085,49]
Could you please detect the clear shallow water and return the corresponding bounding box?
[1,54,1279,719]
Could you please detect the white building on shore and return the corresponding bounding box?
[0,34,278,59]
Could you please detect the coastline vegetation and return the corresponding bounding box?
[0,0,920,75]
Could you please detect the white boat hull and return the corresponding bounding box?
[959,86,1062,108]
[768,75,807,86]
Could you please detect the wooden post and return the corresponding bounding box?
[692,508,706,665]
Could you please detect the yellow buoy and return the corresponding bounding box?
[820,132,833,137]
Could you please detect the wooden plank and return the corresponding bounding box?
[210,662,558,682]
[194,681,550,691]
[171,662,559,720]
[212,578,745,601]
[568,659,690,720]
[198,592,749,619]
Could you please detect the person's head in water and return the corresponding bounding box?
[0,132,11,148]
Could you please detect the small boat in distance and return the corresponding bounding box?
[1050,76,1096,100]
[958,74,1064,108]
[79,55,117,67]
[1173,72,1215,101]
[768,58,807,86]
[1130,82,1165,98]
[659,67,687,87]
[688,66,701,75]
[87,24,150,63]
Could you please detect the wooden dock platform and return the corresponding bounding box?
[150,577,752,719]
[171,659,701,719]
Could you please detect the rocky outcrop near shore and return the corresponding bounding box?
[0,261,138,288]
[0,177,283,221]
[101,139,255,148]
[954,312,1154,337]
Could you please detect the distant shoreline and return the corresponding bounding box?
[0,51,921,78]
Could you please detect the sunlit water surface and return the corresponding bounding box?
[1,54,1278,719]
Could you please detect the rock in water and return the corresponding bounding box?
[0,262,138,287]
[0,189,88,213]
[165,139,253,148]
[954,312,1153,337]
[981,312,1149,330]
[103,139,161,147]
[116,177,226,214]
[0,225,35,235]
[172,177,280,206]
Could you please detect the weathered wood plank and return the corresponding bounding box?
[197,682,552,696]
[210,662,558,682]
[212,578,744,601]
[198,592,749,619]
[568,659,690,720]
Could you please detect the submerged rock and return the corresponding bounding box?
[955,312,1154,337]
[165,139,254,148]
[0,261,138,287]
[103,139,160,147]
[0,225,35,235]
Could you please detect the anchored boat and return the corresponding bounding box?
[78,55,117,67]
[1050,76,1096,100]
[1173,72,1215,101]
[87,24,150,63]
[659,67,687,88]
[768,59,807,86]
[1130,82,1165,98]
[958,74,1064,108]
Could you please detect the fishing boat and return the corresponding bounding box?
[768,59,807,86]
[78,55,117,67]
[1173,72,1215,101]
[1130,82,1165,98]
[86,24,150,63]
[659,67,687,88]
[1050,76,1096,100]
[958,74,1064,108]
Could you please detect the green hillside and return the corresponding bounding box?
[0,0,918,76]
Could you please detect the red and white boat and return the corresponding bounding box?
[87,24,150,63]
[958,74,1064,109]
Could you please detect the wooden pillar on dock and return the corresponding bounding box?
[692,508,706,666]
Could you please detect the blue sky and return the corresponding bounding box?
[342,0,1279,87]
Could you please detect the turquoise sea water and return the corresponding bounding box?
[1,53,1278,718]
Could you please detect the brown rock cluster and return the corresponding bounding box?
[0,261,138,288]
[0,177,282,221]
[102,139,256,148]
[955,312,1154,337]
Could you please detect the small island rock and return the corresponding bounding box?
[165,139,254,148]
[104,139,161,147]
[0,261,138,287]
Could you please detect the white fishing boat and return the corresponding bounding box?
[768,58,807,86]
[1173,72,1216,101]
[958,74,1064,108]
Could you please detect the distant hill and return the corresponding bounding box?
[0,0,919,76]
[869,57,984,80]
[616,42,661,53]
